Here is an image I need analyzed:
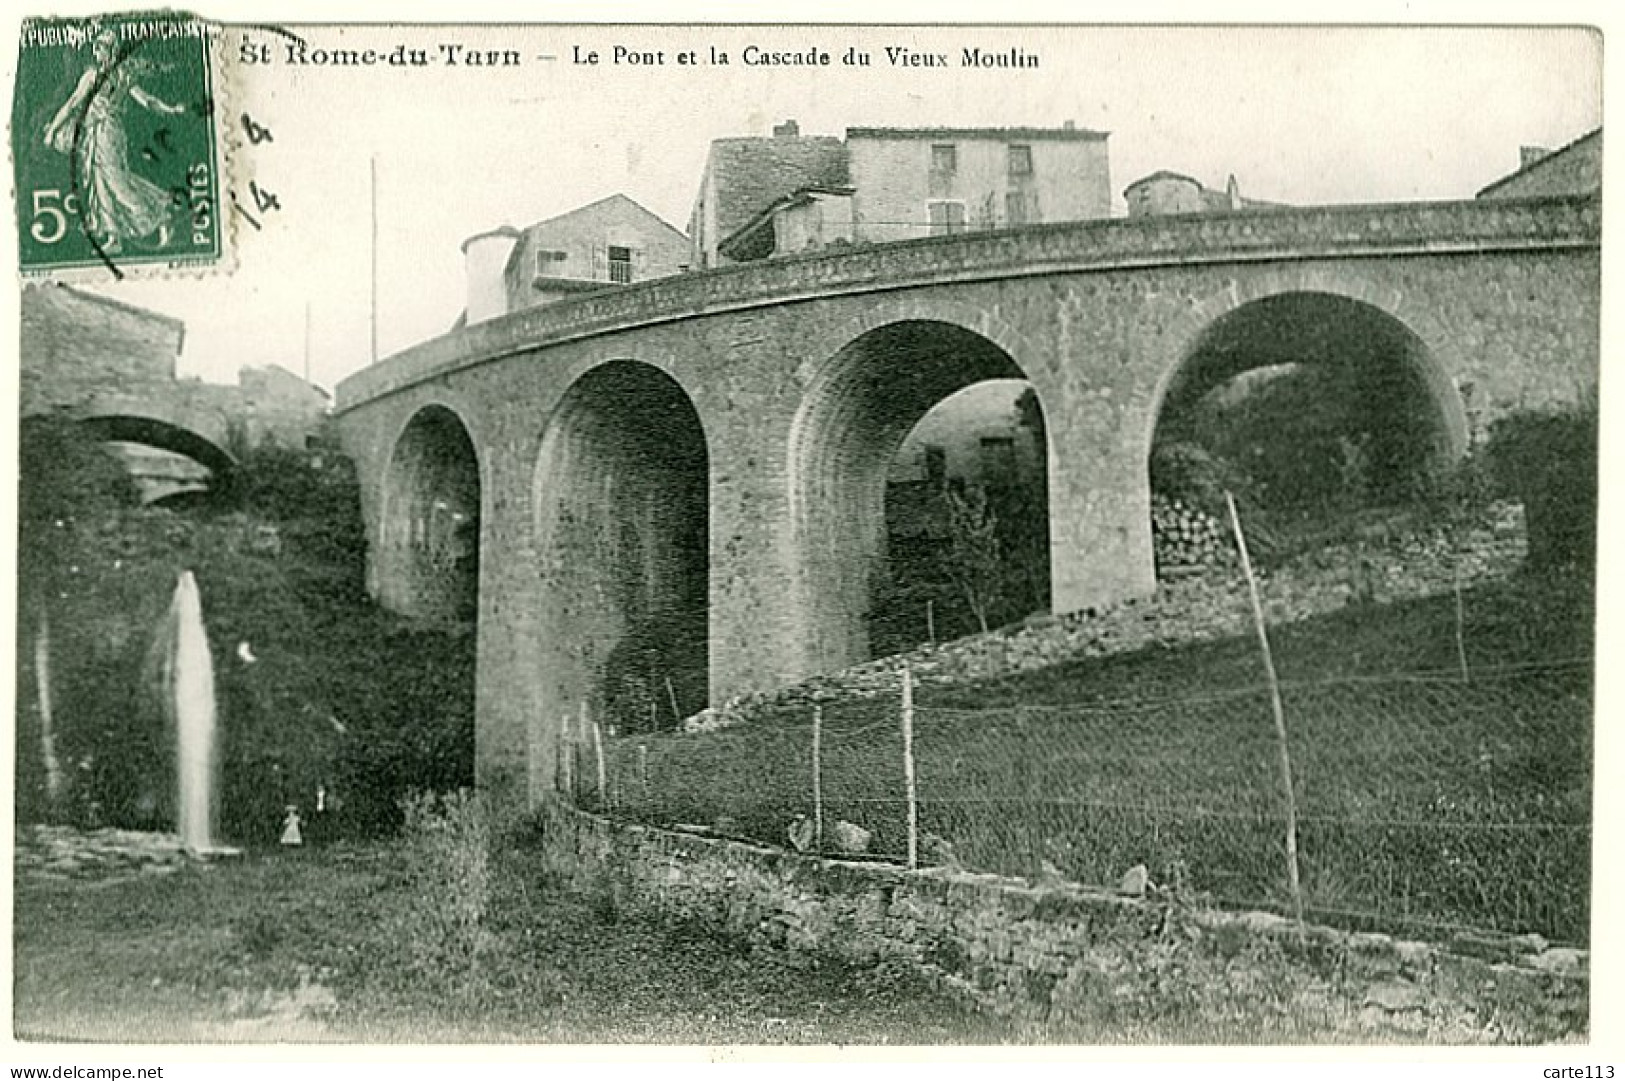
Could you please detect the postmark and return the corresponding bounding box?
[13,12,225,278]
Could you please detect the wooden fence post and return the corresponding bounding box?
[665,675,682,727]
[1226,492,1305,930]
[591,715,607,808]
[812,704,825,852]
[558,713,574,802]
[902,665,919,870]
[1453,561,1470,684]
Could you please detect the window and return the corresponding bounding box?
[927,201,966,236]
[924,445,947,487]
[608,245,633,284]
[1005,191,1030,226]
[930,143,958,174]
[1007,144,1033,176]
[979,436,1017,482]
[535,249,567,276]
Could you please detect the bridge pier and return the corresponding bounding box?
[335,197,1599,813]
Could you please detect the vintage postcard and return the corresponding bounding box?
[5,10,1613,1069]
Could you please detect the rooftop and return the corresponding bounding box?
[846,124,1108,141]
[704,134,851,245]
[1475,127,1602,198]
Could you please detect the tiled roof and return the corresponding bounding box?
[708,136,850,243]
[846,125,1108,141]
[521,193,686,242]
[1124,170,1202,192]
[36,282,187,336]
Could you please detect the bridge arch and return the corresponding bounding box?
[77,413,237,476]
[532,359,710,731]
[1143,282,1469,571]
[1147,274,1470,477]
[790,318,1052,671]
[378,403,482,624]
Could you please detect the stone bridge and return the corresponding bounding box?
[69,390,241,475]
[333,195,1601,804]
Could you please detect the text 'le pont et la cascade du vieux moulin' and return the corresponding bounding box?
[239,38,1041,70]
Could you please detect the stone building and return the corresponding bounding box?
[688,119,852,269]
[1476,128,1601,200]
[1123,170,1282,217]
[20,283,329,502]
[20,282,185,416]
[461,194,690,324]
[845,124,1112,245]
[689,119,1113,268]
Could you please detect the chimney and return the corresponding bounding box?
[1226,173,1242,210]
[1520,145,1550,170]
[1062,119,1075,131]
[773,119,800,139]
[460,226,520,325]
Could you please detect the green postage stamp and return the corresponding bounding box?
[12,11,224,276]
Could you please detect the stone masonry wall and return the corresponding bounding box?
[687,501,1528,729]
[537,801,1588,1042]
[334,199,1599,805]
[21,283,182,415]
[22,284,327,452]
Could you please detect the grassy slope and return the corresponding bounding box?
[616,571,1593,943]
[12,840,1010,1045]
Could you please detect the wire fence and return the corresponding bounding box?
[558,649,1591,946]
[543,500,1590,944]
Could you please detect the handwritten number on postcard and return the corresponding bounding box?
[250,182,281,214]
[241,113,273,145]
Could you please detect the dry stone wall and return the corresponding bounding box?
[689,501,1528,731]
[537,801,1587,1041]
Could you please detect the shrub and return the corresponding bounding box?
[387,789,494,993]
[940,485,1003,634]
[1149,440,1255,517]
[1484,401,1597,571]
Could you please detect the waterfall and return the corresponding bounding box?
[164,571,218,854]
[34,604,63,812]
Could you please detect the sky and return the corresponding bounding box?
[32,21,1605,394]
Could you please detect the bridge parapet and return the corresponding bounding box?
[338,195,1599,411]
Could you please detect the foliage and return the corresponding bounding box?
[601,602,709,733]
[327,627,477,837]
[1149,440,1256,518]
[1482,400,1597,571]
[15,833,1010,1043]
[384,789,494,993]
[871,471,1051,655]
[14,422,476,841]
[17,416,141,532]
[939,484,1004,634]
[1159,363,1435,513]
[983,475,1050,618]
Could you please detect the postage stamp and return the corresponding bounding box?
[12,11,225,277]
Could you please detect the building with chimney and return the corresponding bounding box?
[461,194,690,324]
[689,119,1113,268]
[688,119,852,268]
[1476,128,1601,200]
[1122,170,1282,217]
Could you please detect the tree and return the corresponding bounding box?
[940,484,1003,633]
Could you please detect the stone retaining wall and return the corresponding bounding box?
[536,801,1587,1042]
[689,501,1528,731]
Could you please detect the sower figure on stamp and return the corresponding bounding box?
[41,28,185,253]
